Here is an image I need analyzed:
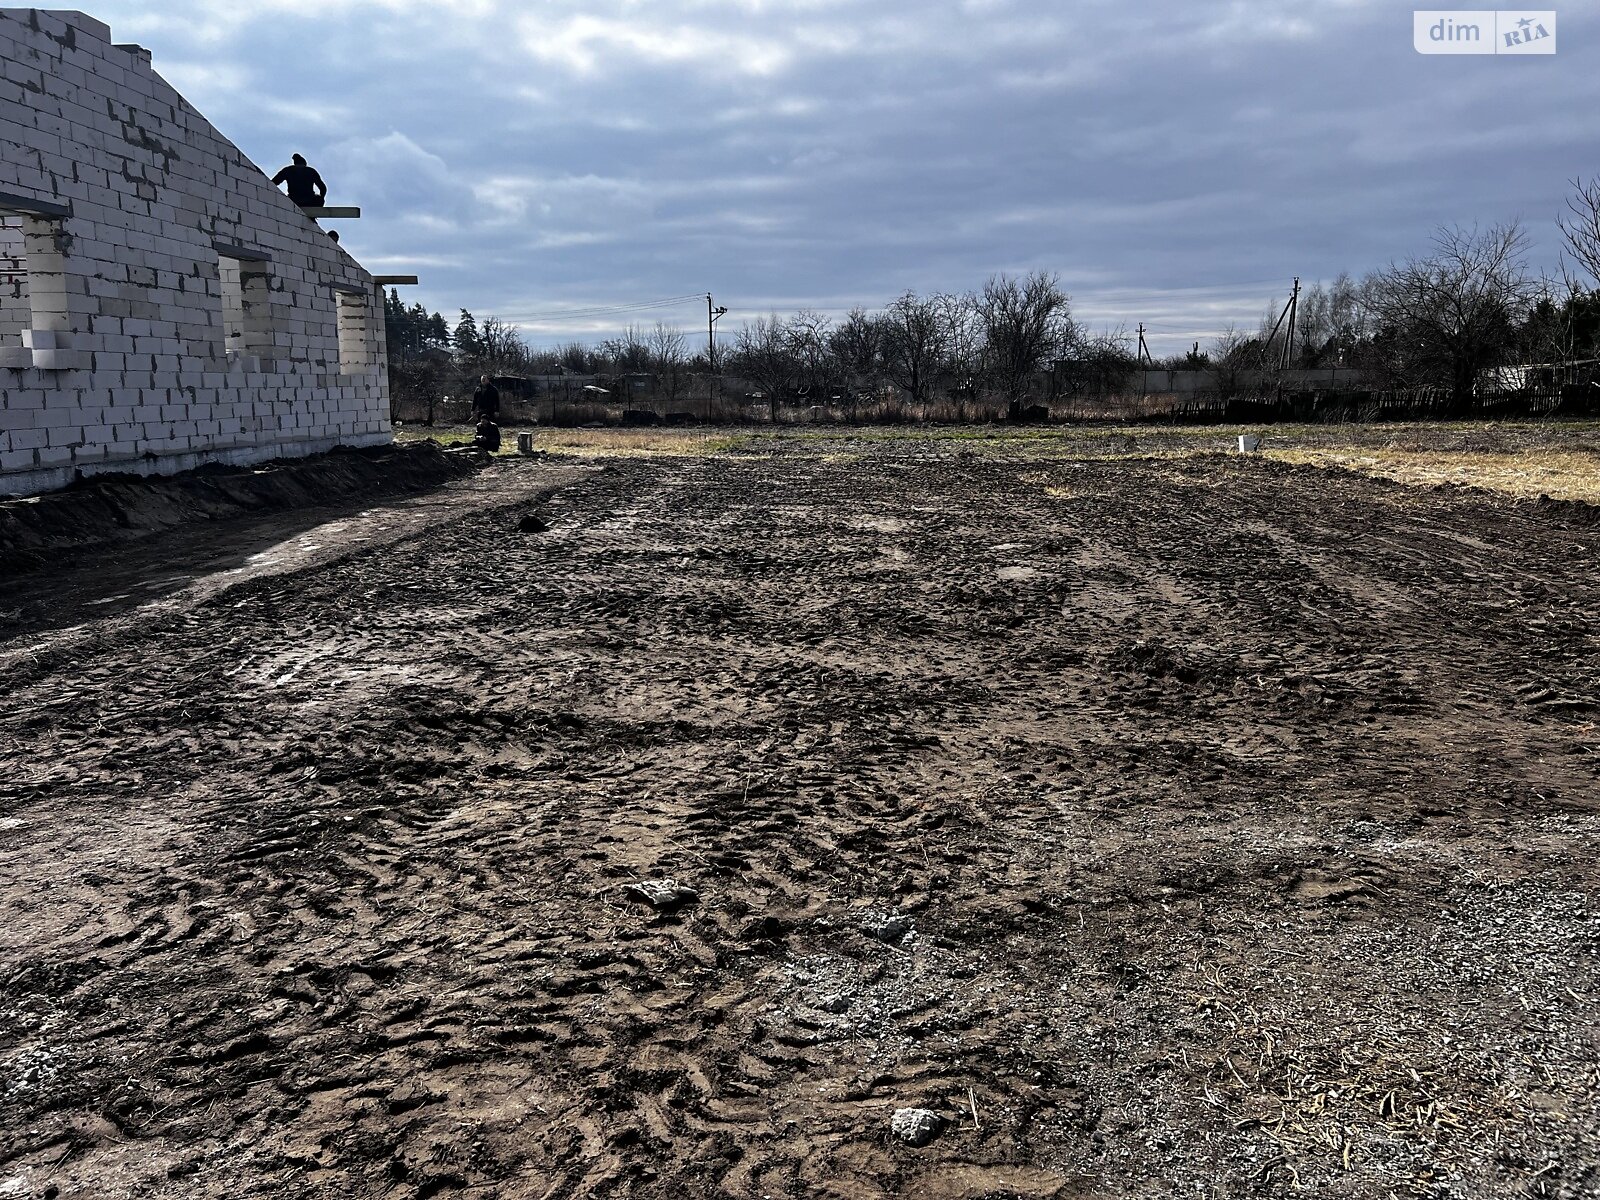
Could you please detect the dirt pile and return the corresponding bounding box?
[0,442,483,578]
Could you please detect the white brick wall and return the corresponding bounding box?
[0,7,392,496]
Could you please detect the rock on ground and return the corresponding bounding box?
[890,1108,943,1147]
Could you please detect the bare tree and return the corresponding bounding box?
[728,314,798,417]
[477,315,531,376]
[390,355,444,425]
[1255,297,1286,349]
[557,341,597,374]
[1057,328,1138,398]
[1207,324,1258,398]
[1360,222,1536,406]
[881,291,946,406]
[1286,273,1366,368]
[1294,283,1330,365]
[600,323,651,372]
[975,271,1077,415]
[1326,271,1366,364]
[828,308,884,414]
[788,309,833,395]
[935,291,985,403]
[649,322,687,405]
[1558,176,1600,289]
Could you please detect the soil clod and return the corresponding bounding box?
[862,912,915,944]
[623,879,699,910]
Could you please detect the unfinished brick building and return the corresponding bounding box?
[0,7,392,497]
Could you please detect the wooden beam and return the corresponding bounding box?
[0,189,72,219]
[303,206,361,218]
[212,239,271,263]
[330,281,368,296]
[374,275,420,286]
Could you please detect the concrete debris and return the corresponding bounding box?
[890,1107,942,1146]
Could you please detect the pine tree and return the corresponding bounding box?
[427,312,451,352]
[384,289,423,359]
[454,309,481,366]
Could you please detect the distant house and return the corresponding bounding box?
[1478,358,1599,393]
[490,375,535,401]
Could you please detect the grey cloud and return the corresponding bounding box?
[81,0,1600,354]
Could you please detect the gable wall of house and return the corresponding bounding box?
[0,7,391,496]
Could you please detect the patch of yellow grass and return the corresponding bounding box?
[394,426,755,459]
[532,429,752,458]
[1264,447,1600,503]
[1018,471,1074,498]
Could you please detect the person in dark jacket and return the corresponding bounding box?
[472,376,501,421]
[473,416,501,452]
[271,154,327,208]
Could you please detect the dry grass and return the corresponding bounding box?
[529,428,753,458]
[1263,447,1600,503]
[392,421,1600,504]
[394,426,753,458]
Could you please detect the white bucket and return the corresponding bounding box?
[1238,434,1261,453]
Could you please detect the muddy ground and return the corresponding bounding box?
[0,443,482,579]
[1,435,1597,1199]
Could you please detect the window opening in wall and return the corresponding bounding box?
[218,255,245,357]
[0,196,74,368]
[213,242,276,371]
[334,285,375,375]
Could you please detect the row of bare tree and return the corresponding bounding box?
[393,177,1600,416]
[413,272,1106,418]
[1203,179,1600,406]
[723,273,1120,416]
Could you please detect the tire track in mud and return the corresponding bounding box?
[1,449,1597,1198]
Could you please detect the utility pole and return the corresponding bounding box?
[706,293,727,422]
[1137,322,1152,397]
[1279,277,1301,371]
[706,293,727,371]
[1264,286,1294,366]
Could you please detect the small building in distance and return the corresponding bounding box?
[0,8,391,496]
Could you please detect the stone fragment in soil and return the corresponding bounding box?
[862,912,915,944]
[891,1107,943,1146]
[814,993,851,1013]
[622,879,699,910]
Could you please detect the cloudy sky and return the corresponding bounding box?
[89,0,1597,355]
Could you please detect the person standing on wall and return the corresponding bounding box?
[271,154,327,209]
[472,375,501,422]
